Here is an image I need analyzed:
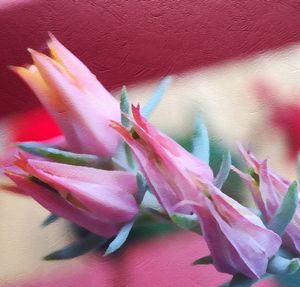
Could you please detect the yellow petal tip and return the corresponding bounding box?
[8,65,25,74]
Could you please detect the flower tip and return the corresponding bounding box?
[110,120,131,139]
[48,31,56,40]
[27,47,34,54]
[3,168,13,177]
[109,120,122,130]
[131,104,140,113]
[8,65,19,72]
[27,48,42,61]
[8,65,30,77]
[27,48,45,61]
[13,153,28,170]
[4,168,22,181]
[109,120,117,126]
[47,32,59,48]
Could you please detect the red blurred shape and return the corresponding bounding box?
[12,108,61,142]
[254,81,300,159]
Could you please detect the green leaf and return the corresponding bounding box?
[104,221,134,256]
[41,213,59,227]
[43,234,106,260]
[193,255,213,265]
[18,142,113,169]
[267,181,298,236]
[267,255,300,275]
[214,151,231,188]
[192,114,209,164]
[136,172,148,204]
[120,86,131,127]
[226,274,255,287]
[141,76,172,118]
[124,143,136,170]
[141,191,164,213]
[171,213,199,230]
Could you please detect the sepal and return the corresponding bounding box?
[214,151,231,189]
[120,86,131,127]
[192,114,209,164]
[44,233,106,260]
[18,142,113,169]
[104,221,134,255]
[267,181,298,236]
[171,213,199,231]
[193,255,213,265]
[41,213,59,227]
[141,76,172,118]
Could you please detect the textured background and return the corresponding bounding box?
[2,0,300,117]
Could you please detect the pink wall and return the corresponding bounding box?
[1,0,300,117]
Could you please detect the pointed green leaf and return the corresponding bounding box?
[18,142,113,169]
[43,234,105,260]
[41,213,59,227]
[268,181,298,236]
[136,172,148,204]
[120,86,131,127]
[141,191,164,213]
[193,255,213,265]
[192,114,209,164]
[228,274,255,287]
[214,151,231,188]
[171,213,199,230]
[124,143,137,170]
[104,221,134,256]
[141,76,172,118]
[267,255,300,275]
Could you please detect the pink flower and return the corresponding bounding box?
[254,81,300,159]
[189,182,281,278]
[234,143,300,255]
[112,105,214,214]
[11,34,120,157]
[5,154,138,237]
[112,106,281,278]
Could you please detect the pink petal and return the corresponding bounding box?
[131,106,213,181]
[25,158,137,194]
[14,157,138,224]
[47,34,114,102]
[43,176,138,223]
[258,160,282,219]
[194,188,281,278]
[112,121,197,214]
[6,171,118,237]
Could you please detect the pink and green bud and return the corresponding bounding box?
[5,154,138,237]
[234,143,300,256]
[188,182,281,279]
[112,106,281,278]
[11,34,120,157]
[112,105,214,214]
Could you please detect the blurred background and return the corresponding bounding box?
[1,1,300,286]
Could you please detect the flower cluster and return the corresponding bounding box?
[2,35,300,286]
